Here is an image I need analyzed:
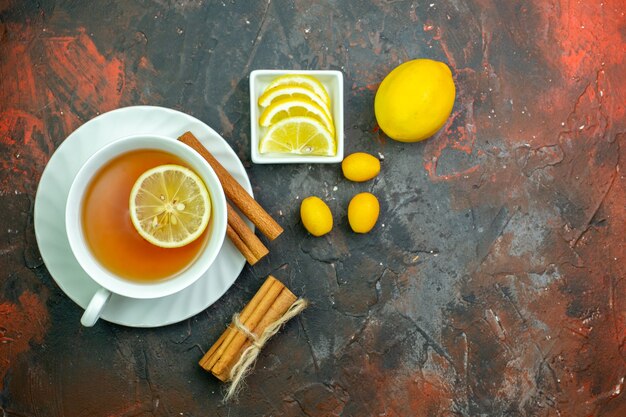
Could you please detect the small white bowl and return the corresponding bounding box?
[250,69,344,164]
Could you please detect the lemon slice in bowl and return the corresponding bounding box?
[264,74,331,107]
[259,116,335,156]
[258,85,332,118]
[129,164,211,248]
[259,97,335,137]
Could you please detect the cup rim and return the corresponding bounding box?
[65,134,227,299]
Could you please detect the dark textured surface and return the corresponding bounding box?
[1,1,625,416]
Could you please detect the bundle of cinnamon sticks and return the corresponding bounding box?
[199,275,302,381]
[178,131,283,264]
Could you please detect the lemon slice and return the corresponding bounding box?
[264,74,331,107]
[259,116,335,156]
[259,97,335,137]
[258,85,332,118]
[129,164,211,248]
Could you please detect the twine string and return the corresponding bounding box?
[224,298,308,402]
[231,313,263,349]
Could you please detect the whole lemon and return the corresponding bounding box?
[300,196,333,237]
[342,152,381,182]
[347,192,380,234]
[374,59,455,142]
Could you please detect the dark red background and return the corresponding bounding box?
[1,0,625,416]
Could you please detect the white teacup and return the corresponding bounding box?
[65,134,227,327]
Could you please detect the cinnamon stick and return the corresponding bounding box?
[211,278,285,377]
[200,275,282,371]
[215,286,297,381]
[199,276,277,371]
[226,224,257,265]
[227,203,269,264]
[178,131,284,240]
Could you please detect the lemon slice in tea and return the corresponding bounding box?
[259,116,335,156]
[129,164,211,248]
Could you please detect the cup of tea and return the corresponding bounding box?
[65,134,227,327]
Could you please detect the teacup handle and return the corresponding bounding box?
[81,288,112,327]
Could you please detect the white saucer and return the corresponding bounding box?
[34,106,252,327]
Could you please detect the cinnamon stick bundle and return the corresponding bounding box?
[199,276,305,384]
